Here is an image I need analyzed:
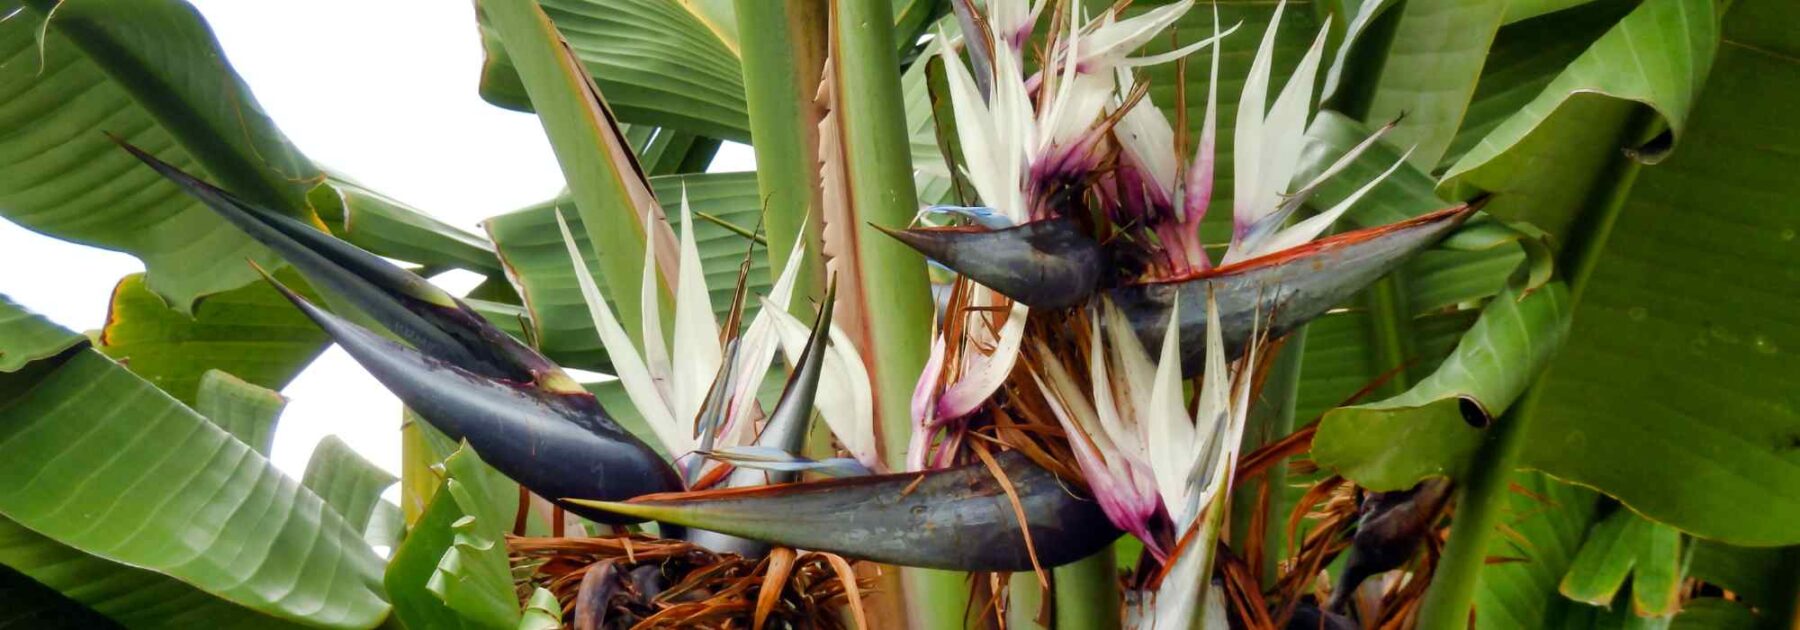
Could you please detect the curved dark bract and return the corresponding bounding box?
[1109,206,1474,376]
[268,280,683,523]
[879,218,1103,309]
[582,451,1122,571]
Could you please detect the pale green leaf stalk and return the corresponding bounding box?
[732,0,829,312]
[825,0,948,624]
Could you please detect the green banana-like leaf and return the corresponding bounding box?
[1,368,315,629]
[474,0,940,141]
[0,329,389,627]
[385,445,520,630]
[516,588,562,630]
[0,519,312,629]
[1441,0,1718,234]
[302,435,401,534]
[1668,599,1759,630]
[0,294,85,373]
[1313,281,1572,488]
[1503,0,1601,24]
[1689,541,1800,620]
[194,369,286,456]
[96,270,329,405]
[1472,471,1601,629]
[0,564,119,629]
[485,172,767,370]
[0,308,374,628]
[310,176,505,278]
[1559,509,1683,618]
[1518,0,1800,546]
[1441,0,1638,168]
[1356,0,1512,169]
[0,0,317,311]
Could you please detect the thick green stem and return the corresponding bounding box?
[732,0,829,310]
[829,0,945,625]
[1416,111,1650,628]
[1053,550,1121,629]
[1230,327,1307,588]
[1414,388,1534,629]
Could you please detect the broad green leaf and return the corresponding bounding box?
[1473,471,1601,630]
[1314,281,1572,489]
[477,0,750,140]
[0,293,84,373]
[1441,0,1719,210]
[1560,509,1684,619]
[96,270,328,405]
[302,435,401,534]
[194,369,285,456]
[1358,0,1511,169]
[1689,541,1800,616]
[1519,2,1800,545]
[485,172,767,370]
[0,348,389,628]
[1504,0,1602,24]
[0,564,119,629]
[310,177,504,277]
[0,0,320,310]
[1560,509,1649,606]
[516,588,562,630]
[475,0,938,141]
[1442,0,1638,167]
[1668,599,1758,630]
[385,445,519,630]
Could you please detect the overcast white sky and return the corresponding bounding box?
[0,0,752,478]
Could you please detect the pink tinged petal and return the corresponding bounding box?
[671,189,723,434]
[936,301,1031,419]
[1179,6,1226,272]
[907,335,949,472]
[556,210,688,456]
[1030,361,1165,557]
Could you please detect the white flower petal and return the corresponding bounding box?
[1146,298,1195,521]
[671,188,723,435]
[555,210,688,456]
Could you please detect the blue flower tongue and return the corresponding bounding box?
[1109,205,1476,376]
[572,450,1123,572]
[878,217,1104,310]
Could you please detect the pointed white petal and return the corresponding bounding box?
[1116,21,1240,68]
[1078,1,1195,69]
[1250,21,1332,229]
[1146,298,1195,520]
[556,210,688,455]
[1249,147,1414,257]
[670,189,723,435]
[936,301,1031,418]
[758,296,879,468]
[1230,0,1286,237]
